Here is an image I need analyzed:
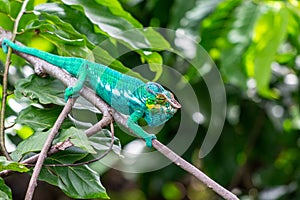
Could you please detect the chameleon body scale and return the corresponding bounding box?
[2,39,181,147]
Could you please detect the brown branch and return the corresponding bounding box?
[152,140,239,200]
[25,98,76,200]
[0,31,238,200]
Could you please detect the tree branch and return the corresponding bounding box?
[0,28,239,200]
[24,98,76,200]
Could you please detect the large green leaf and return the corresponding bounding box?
[0,156,29,172]
[34,3,108,46]
[39,164,109,199]
[15,75,65,105]
[25,13,92,58]
[16,106,72,131]
[10,130,49,161]
[0,177,12,200]
[55,127,96,154]
[61,0,147,49]
[33,3,141,76]
[62,0,170,50]
[14,75,101,112]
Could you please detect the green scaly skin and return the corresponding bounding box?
[2,39,181,147]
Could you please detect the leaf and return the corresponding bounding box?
[61,0,146,49]
[0,177,12,200]
[0,156,29,172]
[34,3,108,46]
[245,4,288,98]
[10,130,49,161]
[140,51,163,81]
[141,27,171,51]
[16,106,72,131]
[33,3,141,77]
[25,13,92,58]
[14,75,100,112]
[46,147,88,165]
[0,0,9,14]
[61,0,170,51]
[14,74,65,105]
[56,127,96,154]
[38,164,109,199]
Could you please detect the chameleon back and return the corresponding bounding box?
[86,62,147,115]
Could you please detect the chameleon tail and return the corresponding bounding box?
[2,39,81,75]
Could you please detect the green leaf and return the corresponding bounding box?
[56,127,96,154]
[15,74,65,105]
[46,147,88,165]
[10,130,49,161]
[0,0,9,14]
[61,0,149,49]
[245,4,288,98]
[140,51,163,81]
[0,156,29,172]
[16,106,72,131]
[141,27,171,51]
[0,177,12,200]
[33,3,140,77]
[39,164,109,199]
[34,3,108,46]
[25,13,92,58]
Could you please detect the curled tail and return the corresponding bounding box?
[1,39,82,75]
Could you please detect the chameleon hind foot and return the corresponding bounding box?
[144,134,157,148]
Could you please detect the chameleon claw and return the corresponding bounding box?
[145,134,157,148]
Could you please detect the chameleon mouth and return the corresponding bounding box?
[161,93,182,109]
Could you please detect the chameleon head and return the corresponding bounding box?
[143,82,181,127]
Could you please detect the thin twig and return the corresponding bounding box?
[43,121,115,167]
[24,98,76,200]
[0,116,113,177]
[0,0,30,160]
[152,140,239,200]
[0,118,112,176]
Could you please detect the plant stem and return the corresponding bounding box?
[0,0,30,160]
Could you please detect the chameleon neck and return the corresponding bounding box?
[2,39,82,76]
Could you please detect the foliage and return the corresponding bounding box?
[0,0,300,200]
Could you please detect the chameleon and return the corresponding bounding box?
[2,39,181,147]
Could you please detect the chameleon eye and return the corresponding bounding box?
[156,94,166,104]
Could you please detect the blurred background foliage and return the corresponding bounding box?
[0,0,300,199]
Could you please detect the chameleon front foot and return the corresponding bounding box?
[144,134,157,148]
[64,87,79,101]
